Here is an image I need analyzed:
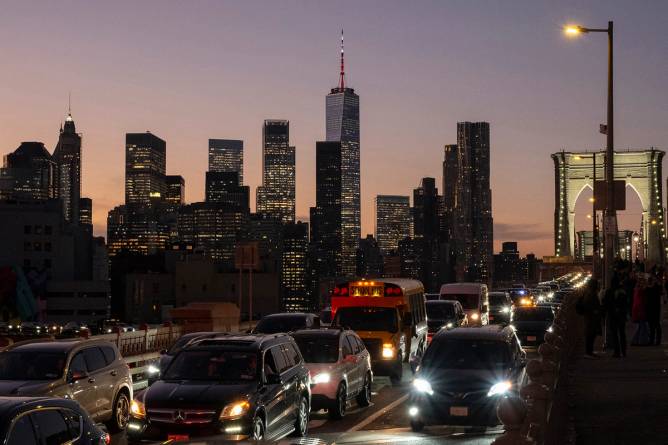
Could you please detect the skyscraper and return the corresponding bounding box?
[125,132,166,205]
[165,175,185,206]
[453,122,493,283]
[256,120,295,224]
[79,197,92,227]
[281,222,310,312]
[1,142,56,201]
[441,144,458,240]
[205,171,250,211]
[208,139,243,184]
[53,110,81,223]
[375,195,411,256]
[411,178,442,292]
[326,31,360,276]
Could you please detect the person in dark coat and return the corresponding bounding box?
[580,278,602,358]
[646,273,662,346]
[631,275,650,346]
[603,274,628,358]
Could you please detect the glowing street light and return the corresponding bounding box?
[564,25,585,36]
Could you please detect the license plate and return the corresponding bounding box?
[168,435,190,442]
[527,336,537,341]
[450,406,468,416]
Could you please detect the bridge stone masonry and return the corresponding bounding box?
[552,149,665,264]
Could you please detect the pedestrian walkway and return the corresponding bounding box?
[571,314,668,445]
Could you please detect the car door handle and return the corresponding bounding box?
[88,377,95,384]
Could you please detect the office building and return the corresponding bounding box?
[79,197,92,227]
[52,111,82,223]
[375,195,411,256]
[125,132,166,205]
[205,171,249,211]
[208,139,243,184]
[493,241,526,286]
[441,144,458,240]
[165,175,185,206]
[281,222,310,312]
[326,32,360,276]
[1,142,56,201]
[452,122,493,283]
[357,235,383,277]
[256,120,295,223]
[106,203,171,257]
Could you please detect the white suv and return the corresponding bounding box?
[292,328,372,419]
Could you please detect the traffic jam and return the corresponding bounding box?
[0,274,587,443]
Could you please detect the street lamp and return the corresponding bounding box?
[564,21,615,287]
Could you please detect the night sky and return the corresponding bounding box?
[1,0,666,257]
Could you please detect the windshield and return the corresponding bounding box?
[422,339,510,370]
[254,316,308,334]
[426,302,455,320]
[334,307,398,333]
[168,334,205,355]
[514,308,554,322]
[163,350,258,381]
[0,352,66,380]
[444,294,479,310]
[489,294,508,306]
[294,335,339,363]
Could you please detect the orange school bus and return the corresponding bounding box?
[331,278,428,384]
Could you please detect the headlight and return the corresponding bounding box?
[487,381,512,397]
[220,401,250,420]
[446,322,453,328]
[147,364,160,375]
[382,344,395,359]
[130,399,146,418]
[547,326,554,333]
[312,372,331,384]
[470,312,480,321]
[501,306,510,314]
[413,378,433,395]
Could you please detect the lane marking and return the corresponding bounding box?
[346,393,409,433]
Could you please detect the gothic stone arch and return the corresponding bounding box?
[552,149,665,264]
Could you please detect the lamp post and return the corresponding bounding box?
[565,21,615,287]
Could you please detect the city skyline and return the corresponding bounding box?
[2,1,667,257]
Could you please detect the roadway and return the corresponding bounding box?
[111,355,542,444]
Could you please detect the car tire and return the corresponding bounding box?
[292,395,309,436]
[356,373,371,407]
[410,419,425,432]
[108,391,130,432]
[252,416,265,440]
[329,383,347,419]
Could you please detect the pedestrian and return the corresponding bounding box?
[646,273,662,346]
[631,274,650,346]
[603,273,628,358]
[577,278,602,358]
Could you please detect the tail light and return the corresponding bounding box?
[103,433,111,445]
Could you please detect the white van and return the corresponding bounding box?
[439,283,489,326]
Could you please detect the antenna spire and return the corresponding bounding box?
[338,29,345,90]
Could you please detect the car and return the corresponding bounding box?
[252,313,320,334]
[60,322,90,338]
[488,291,513,325]
[425,300,467,342]
[17,322,46,337]
[128,333,311,442]
[512,306,555,348]
[0,338,133,432]
[0,396,110,444]
[439,283,490,326]
[408,325,526,430]
[291,327,372,418]
[424,293,440,301]
[152,331,222,377]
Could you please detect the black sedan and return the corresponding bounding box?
[512,306,555,348]
[425,300,467,342]
[488,291,513,325]
[0,396,109,444]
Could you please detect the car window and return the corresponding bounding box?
[69,352,87,374]
[346,335,360,354]
[100,346,116,365]
[83,348,107,372]
[61,409,81,439]
[341,336,353,357]
[354,336,366,352]
[281,345,296,369]
[31,410,73,445]
[284,342,302,365]
[263,349,278,377]
[8,415,38,445]
[271,346,289,374]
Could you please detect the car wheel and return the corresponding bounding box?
[329,383,347,419]
[292,395,309,436]
[356,373,371,407]
[410,419,425,432]
[109,391,130,432]
[252,416,264,440]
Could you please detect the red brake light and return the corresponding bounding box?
[333,287,340,295]
[341,287,348,295]
[104,433,111,445]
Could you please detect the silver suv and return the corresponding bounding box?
[0,339,133,431]
[291,328,372,419]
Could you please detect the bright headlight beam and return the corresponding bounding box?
[487,381,512,397]
[413,378,433,395]
[312,372,331,384]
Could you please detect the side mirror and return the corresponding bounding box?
[68,370,86,383]
[265,373,281,385]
